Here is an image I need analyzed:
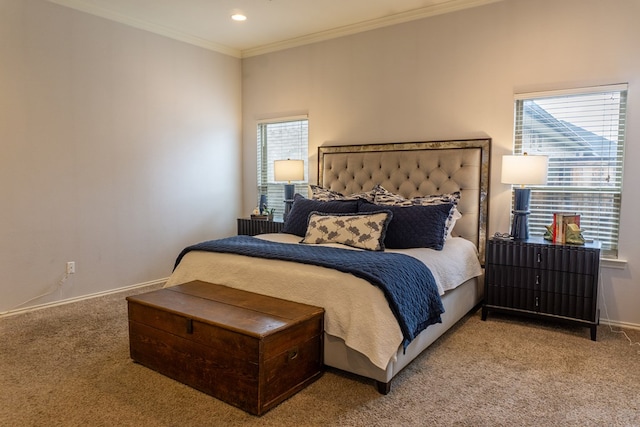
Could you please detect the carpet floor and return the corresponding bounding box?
[1,284,639,426]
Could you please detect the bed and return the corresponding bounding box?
[165,138,491,394]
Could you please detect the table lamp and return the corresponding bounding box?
[274,159,304,219]
[501,153,548,240]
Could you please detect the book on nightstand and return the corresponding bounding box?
[552,212,580,244]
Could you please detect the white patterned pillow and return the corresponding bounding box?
[310,185,375,203]
[372,184,460,207]
[301,211,392,251]
[447,206,462,238]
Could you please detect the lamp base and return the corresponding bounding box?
[510,188,531,240]
[283,184,295,221]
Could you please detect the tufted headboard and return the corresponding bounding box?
[317,139,491,264]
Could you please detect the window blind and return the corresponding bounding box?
[257,119,308,218]
[513,84,627,257]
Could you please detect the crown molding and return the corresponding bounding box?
[241,0,503,58]
[48,0,502,59]
[47,0,242,58]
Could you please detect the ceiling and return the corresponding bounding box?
[47,0,501,58]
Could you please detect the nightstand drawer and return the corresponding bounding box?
[486,284,536,312]
[486,239,599,275]
[538,293,594,321]
[486,265,595,297]
[486,277,595,320]
[237,218,284,236]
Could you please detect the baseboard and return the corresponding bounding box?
[600,318,640,332]
[4,278,639,332]
[0,278,168,319]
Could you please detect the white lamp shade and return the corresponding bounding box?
[274,159,304,182]
[501,155,548,185]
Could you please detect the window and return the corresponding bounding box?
[513,84,627,257]
[257,118,308,218]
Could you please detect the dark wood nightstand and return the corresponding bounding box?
[482,236,601,340]
[237,217,284,236]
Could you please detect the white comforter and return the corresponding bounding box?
[164,235,482,369]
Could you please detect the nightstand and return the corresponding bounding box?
[237,217,284,236]
[482,236,601,340]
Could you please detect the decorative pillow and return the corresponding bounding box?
[371,185,461,238]
[301,211,392,251]
[281,194,359,237]
[358,200,453,250]
[310,185,375,203]
[372,184,461,207]
[447,207,462,239]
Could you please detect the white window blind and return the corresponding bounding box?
[257,118,308,218]
[514,84,627,257]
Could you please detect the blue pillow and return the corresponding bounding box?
[358,200,453,250]
[282,194,359,237]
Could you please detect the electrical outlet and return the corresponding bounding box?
[66,261,76,274]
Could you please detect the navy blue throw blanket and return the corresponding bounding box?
[174,236,445,348]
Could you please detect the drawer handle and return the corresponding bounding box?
[537,253,541,263]
[288,347,299,360]
[536,275,540,285]
[186,318,193,334]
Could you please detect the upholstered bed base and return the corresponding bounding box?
[317,139,490,392]
[324,276,483,393]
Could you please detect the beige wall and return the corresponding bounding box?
[242,0,640,327]
[0,0,242,312]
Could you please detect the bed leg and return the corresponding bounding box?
[375,380,391,395]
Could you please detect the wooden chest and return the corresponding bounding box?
[126,280,324,415]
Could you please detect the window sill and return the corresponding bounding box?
[601,257,627,270]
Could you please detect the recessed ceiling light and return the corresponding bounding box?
[231,13,247,21]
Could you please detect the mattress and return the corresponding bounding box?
[164,234,482,369]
